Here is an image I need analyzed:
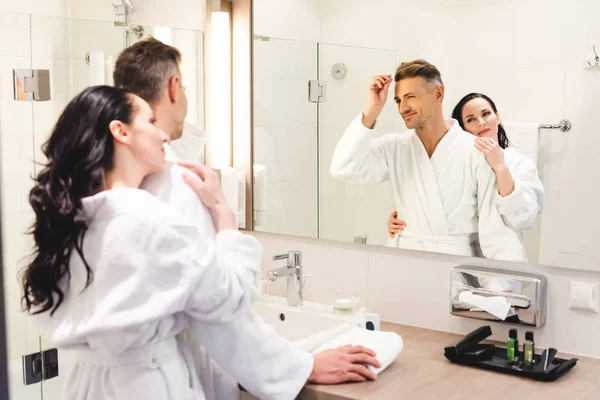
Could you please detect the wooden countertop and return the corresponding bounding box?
[299,322,600,400]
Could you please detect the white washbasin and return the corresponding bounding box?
[253,296,377,343]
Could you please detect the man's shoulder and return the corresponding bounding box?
[452,125,477,146]
[445,125,489,171]
[450,126,483,158]
[379,130,414,146]
[140,163,215,233]
[140,163,208,214]
[141,163,196,199]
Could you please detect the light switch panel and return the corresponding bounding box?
[569,281,599,312]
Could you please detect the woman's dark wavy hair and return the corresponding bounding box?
[451,93,511,149]
[22,85,134,315]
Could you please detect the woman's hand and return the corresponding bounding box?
[178,161,237,232]
[474,137,507,172]
[474,138,515,197]
[387,211,406,238]
[309,345,380,384]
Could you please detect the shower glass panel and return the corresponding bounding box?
[252,38,398,243]
[1,12,203,399]
[253,38,318,238]
[1,11,53,400]
[317,43,398,246]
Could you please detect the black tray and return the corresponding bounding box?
[444,326,578,382]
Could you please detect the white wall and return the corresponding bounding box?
[1,0,205,30]
[253,0,321,42]
[256,231,600,358]
[0,1,204,398]
[69,0,205,31]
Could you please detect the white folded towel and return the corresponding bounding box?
[502,122,539,165]
[295,322,360,353]
[312,327,403,374]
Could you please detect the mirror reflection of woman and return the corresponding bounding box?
[388,93,545,242]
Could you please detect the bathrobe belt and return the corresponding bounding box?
[398,232,477,246]
[77,337,189,369]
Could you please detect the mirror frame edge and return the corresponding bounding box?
[232,0,254,231]
[0,122,9,399]
[206,0,254,231]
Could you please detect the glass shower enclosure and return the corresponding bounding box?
[253,37,398,246]
[0,12,203,399]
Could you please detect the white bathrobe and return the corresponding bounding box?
[496,147,545,232]
[33,188,262,400]
[142,163,314,400]
[330,114,526,261]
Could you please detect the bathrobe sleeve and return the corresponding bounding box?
[94,212,262,326]
[189,311,314,400]
[330,113,392,184]
[496,153,545,232]
[474,157,527,261]
[144,165,312,399]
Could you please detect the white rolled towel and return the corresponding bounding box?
[312,327,403,374]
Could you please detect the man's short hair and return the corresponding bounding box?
[113,37,182,104]
[394,59,443,87]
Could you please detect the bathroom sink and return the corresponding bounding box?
[253,296,375,343]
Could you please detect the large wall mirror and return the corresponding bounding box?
[251,0,599,271]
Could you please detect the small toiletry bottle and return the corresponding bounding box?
[507,328,519,361]
[523,331,535,365]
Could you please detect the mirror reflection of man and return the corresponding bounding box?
[331,59,525,261]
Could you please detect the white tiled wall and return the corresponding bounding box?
[253,0,321,42]
[29,16,125,162]
[69,0,205,31]
[0,0,68,16]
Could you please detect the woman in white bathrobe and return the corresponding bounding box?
[21,85,263,400]
[389,93,544,239]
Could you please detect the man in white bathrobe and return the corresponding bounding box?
[113,38,380,400]
[330,59,526,261]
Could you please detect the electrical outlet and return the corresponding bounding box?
[569,281,599,312]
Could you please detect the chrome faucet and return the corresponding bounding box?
[267,251,303,306]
